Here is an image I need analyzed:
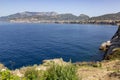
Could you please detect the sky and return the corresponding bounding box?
[0,0,120,17]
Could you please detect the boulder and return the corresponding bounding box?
[99,40,111,51]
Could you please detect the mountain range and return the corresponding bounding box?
[0,12,89,22]
[0,12,120,23]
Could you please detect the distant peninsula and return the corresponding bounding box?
[0,12,89,23]
[0,11,120,25]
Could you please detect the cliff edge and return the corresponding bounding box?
[100,24,120,60]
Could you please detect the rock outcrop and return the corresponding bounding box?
[100,24,120,60]
[99,40,111,51]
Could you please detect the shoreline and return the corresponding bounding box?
[0,58,119,80]
[0,21,119,27]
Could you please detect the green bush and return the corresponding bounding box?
[0,61,79,80]
[92,62,102,68]
[0,70,20,80]
[24,68,40,80]
[43,63,78,80]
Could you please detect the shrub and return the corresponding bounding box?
[92,62,102,68]
[43,63,78,80]
[24,68,40,80]
[0,69,20,80]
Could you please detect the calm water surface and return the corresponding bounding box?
[0,23,117,69]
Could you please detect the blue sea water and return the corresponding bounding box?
[0,23,117,69]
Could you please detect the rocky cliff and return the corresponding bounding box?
[100,24,120,60]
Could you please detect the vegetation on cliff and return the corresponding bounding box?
[0,59,79,80]
[105,48,120,60]
[0,59,120,80]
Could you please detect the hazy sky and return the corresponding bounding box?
[0,0,120,17]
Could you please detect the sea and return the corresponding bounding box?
[0,23,117,69]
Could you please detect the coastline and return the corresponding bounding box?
[7,20,120,25]
[0,58,120,80]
